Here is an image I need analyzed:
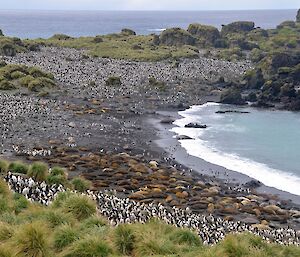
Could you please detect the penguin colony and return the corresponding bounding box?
[4,172,300,246]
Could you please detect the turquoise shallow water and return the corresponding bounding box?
[172,103,300,196]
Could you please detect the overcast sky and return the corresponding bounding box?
[1,0,299,11]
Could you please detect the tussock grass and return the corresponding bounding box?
[42,209,75,228]
[14,221,51,257]
[71,177,91,192]
[62,194,96,220]
[27,162,49,181]
[0,222,14,241]
[81,215,108,229]
[61,235,112,257]
[0,160,9,174]
[169,228,202,247]
[8,161,28,174]
[114,224,135,255]
[0,245,14,257]
[0,179,10,197]
[0,175,299,256]
[53,224,80,250]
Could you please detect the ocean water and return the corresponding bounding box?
[172,103,300,196]
[0,9,298,39]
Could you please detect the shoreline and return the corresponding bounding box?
[151,107,300,206]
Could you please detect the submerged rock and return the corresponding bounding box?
[176,135,194,140]
[184,123,207,129]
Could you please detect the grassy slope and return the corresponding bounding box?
[0,178,299,257]
[27,34,199,62]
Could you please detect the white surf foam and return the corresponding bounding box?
[171,103,300,196]
[147,28,166,32]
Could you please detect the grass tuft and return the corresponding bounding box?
[169,228,202,247]
[27,162,48,181]
[8,161,28,174]
[114,224,135,255]
[0,160,9,174]
[61,235,112,257]
[62,194,96,220]
[15,222,51,257]
[53,224,80,250]
[71,177,91,193]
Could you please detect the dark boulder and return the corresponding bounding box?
[244,68,265,89]
[121,28,136,36]
[106,76,122,86]
[244,179,262,188]
[152,34,160,45]
[297,9,300,23]
[220,88,246,105]
[176,135,194,140]
[270,52,300,69]
[187,23,220,45]
[160,117,175,124]
[93,36,103,43]
[221,21,255,35]
[247,28,268,40]
[245,92,257,102]
[0,44,16,56]
[215,110,250,114]
[184,123,207,129]
[0,29,3,36]
[159,28,196,46]
[50,34,72,40]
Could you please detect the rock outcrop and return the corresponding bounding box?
[221,21,255,35]
[297,9,300,23]
[159,28,196,46]
[220,87,245,105]
[0,44,16,56]
[0,29,3,36]
[121,28,136,36]
[187,23,220,45]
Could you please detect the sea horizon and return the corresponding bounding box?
[0,9,297,39]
